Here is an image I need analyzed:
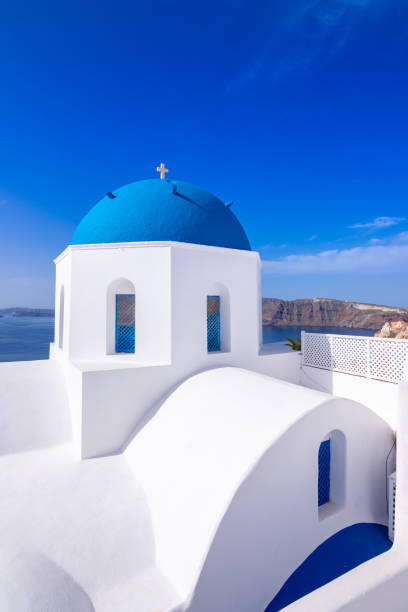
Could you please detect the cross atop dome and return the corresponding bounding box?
[156,162,169,179]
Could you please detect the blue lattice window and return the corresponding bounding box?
[207,295,221,352]
[115,294,135,353]
[318,440,331,506]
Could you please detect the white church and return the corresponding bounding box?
[1,165,408,611]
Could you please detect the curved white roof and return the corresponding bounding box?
[0,363,392,612]
[125,366,389,605]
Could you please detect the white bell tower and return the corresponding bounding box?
[51,172,267,459]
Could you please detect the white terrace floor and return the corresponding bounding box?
[0,444,181,612]
[0,360,181,612]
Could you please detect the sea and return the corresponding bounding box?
[0,314,375,363]
[263,325,373,344]
[0,314,55,362]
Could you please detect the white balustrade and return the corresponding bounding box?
[301,331,408,383]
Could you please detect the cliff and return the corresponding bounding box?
[375,320,408,339]
[1,302,407,331]
[262,298,408,330]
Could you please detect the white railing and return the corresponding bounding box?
[301,331,408,384]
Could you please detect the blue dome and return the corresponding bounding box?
[70,179,251,251]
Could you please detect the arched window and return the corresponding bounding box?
[58,286,65,350]
[106,279,135,354]
[318,439,331,506]
[115,294,135,353]
[207,295,221,352]
[206,284,231,354]
[318,430,346,518]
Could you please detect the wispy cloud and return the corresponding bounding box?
[308,234,318,241]
[349,216,405,229]
[226,0,381,92]
[256,242,288,251]
[263,243,408,276]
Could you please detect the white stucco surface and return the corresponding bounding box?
[3,228,407,612]
[0,360,182,612]
[52,241,305,458]
[0,360,395,612]
[0,360,71,454]
[301,364,399,429]
[0,445,182,612]
[280,381,408,612]
[125,367,393,611]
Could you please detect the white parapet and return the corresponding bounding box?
[302,332,408,384]
[300,331,405,428]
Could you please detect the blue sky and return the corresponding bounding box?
[1,0,408,308]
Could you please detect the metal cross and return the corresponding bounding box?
[156,162,169,179]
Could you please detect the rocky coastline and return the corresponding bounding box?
[1,300,407,331]
[375,320,408,339]
[262,298,408,330]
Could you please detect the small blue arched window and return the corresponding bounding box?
[207,295,221,352]
[318,440,331,506]
[115,294,135,353]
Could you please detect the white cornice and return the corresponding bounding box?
[54,241,259,264]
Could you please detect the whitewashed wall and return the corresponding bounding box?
[125,368,393,612]
[278,380,408,612]
[54,243,173,363]
[53,241,400,459]
[0,360,71,455]
[78,349,301,458]
[54,241,261,364]
[300,331,408,429]
[170,244,261,361]
[54,252,72,357]
[53,242,304,457]
[301,365,399,429]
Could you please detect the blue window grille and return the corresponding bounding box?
[318,440,331,506]
[115,294,135,353]
[207,295,221,352]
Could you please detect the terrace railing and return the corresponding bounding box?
[301,331,408,384]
